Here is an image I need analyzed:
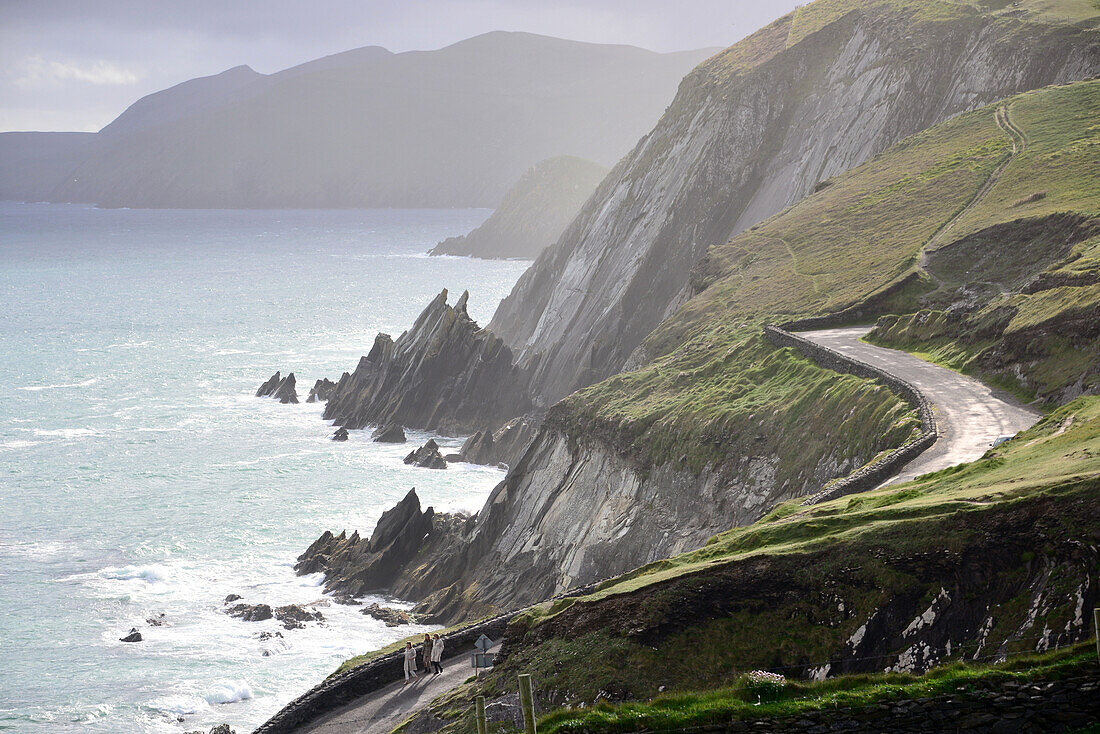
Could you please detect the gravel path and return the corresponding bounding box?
[798,326,1040,486]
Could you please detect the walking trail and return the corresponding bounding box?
[798,326,1040,486]
[295,645,497,734]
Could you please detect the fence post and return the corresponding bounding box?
[1094,608,1099,664]
[518,673,537,734]
[475,695,487,734]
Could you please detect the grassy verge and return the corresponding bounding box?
[537,643,1097,734]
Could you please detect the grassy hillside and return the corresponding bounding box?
[398,396,1100,734]
[558,78,1098,501]
[392,77,1100,732]
[862,81,1100,403]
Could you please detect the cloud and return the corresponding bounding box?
[14,56,144,88]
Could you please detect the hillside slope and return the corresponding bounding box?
[488,0,1100,406]
[405,395,1100,734]
[0,33,712,209]
[393,77,1100,622]
[430,156,607,259]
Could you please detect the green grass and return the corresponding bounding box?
[562,78,1099,502]
[536,396,1100,611]
[402,398,1100,734]
[537,643,1098,734]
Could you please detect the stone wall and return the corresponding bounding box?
[762,325,937,504]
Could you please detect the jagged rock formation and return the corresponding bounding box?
[307,378,338,403]
[322,290,532,434]
[2,34,712,209]
[430,156,607,259]
[454,414,541,467]
[119,628,142,643]
[457,430,497,465]
[227,602,273,622]
[404,440,448,469]
[256,371,299,404]
[331,427,349,442]
[296,489,436,596]
[371,423,407,443]
[488,2,1100,405]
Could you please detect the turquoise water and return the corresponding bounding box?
[0,203,528,733]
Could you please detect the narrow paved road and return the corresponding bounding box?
[799,326,1040,486]
[296,647,493,734]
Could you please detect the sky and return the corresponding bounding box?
[0,0,802,132]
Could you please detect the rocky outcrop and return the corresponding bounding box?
[296,489,479,614]
[119,628,142,643]
[307,378,338,403]
[331,427,349,441]
[362,603,416,627]
[227,602,273,622]
[225,600,324,629]
[454,414,541,467]
[404,440,448,469]
[256,371,299,404]
[323,290,532,434]
[457,430,496,465]
[296,489,438,596]
[273,604,325,630]
[430,156,607,260]
[488,3,1100,405]
[371,423,407,443]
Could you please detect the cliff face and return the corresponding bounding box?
[489,2,1100,405]
[430,156,607,260]
[322,290,531,435]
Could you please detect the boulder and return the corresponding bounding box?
[332,427,349,441]
[256,371,299,404]
[224,593,242,604]
[362,603,415,626]
[120,628,142,642]
[306,377,338,403]
[404,439,447,469]
[146,613,168,627]
[371,423,407,443]
[226,603,273,622]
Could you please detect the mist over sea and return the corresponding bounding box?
[0,203,527,733]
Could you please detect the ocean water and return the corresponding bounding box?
[0,203,529,733]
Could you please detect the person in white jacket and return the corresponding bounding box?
[430,633,444,674]
[403,641,418,684]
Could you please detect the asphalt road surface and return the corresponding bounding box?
[799,326,1040,486]
[296,646,495,734]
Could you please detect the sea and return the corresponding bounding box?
[0,202,530,733]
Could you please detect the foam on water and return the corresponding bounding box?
[0,203,523,733]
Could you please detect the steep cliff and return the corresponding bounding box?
[322,290,531,435]
[430,156,607,259]
[489,0,1100,405]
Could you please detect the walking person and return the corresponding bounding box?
[403,641,418,685]
[430,633,444,674]
[421,633,433,673]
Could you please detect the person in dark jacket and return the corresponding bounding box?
[421,633,433,672]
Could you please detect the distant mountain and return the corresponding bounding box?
[0,33,715,209]
[430,156,607,259]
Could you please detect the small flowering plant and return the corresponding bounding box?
[744,670,786,703]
